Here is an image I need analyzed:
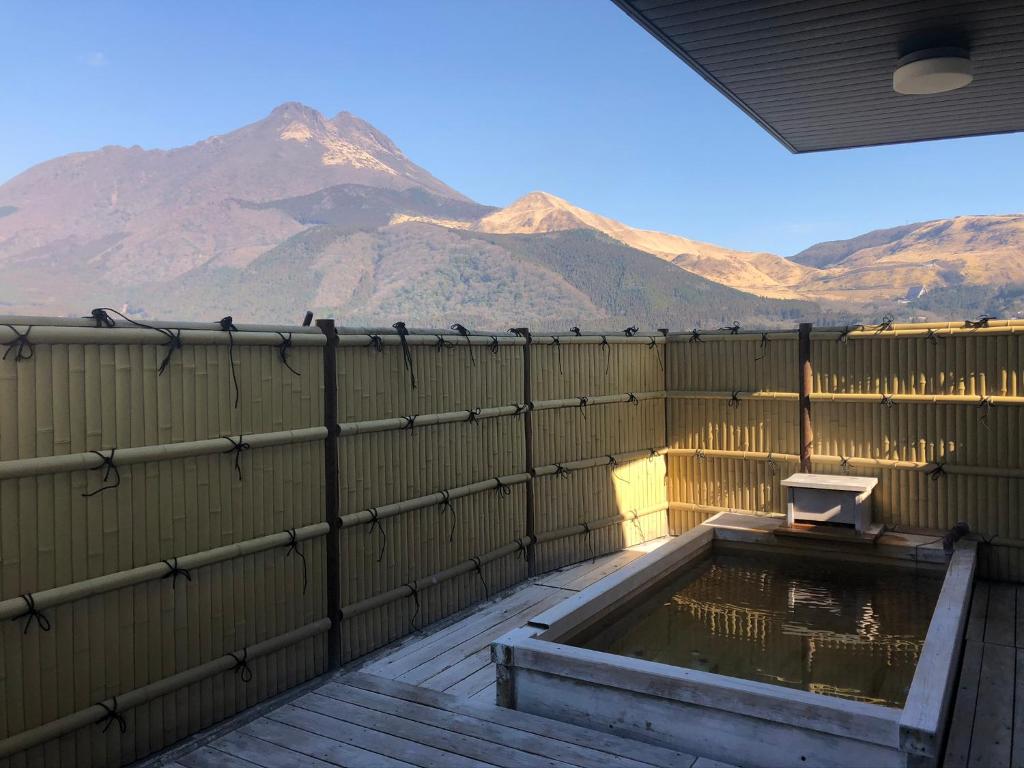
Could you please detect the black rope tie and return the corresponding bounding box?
[82,448,120,497]
[451,323,475,365]
[880,394,896,409]
[925,329,942,345]
[554,464,571,479]
[229,648,254,683]
[836,324,864,343]
[875,314,894,334]
[978,396,994,429]
[550,337,563,375]
[648,337,664,371]
[158,330,183,375]
[513,402,533,417]
[608,454,629,484]
[88,308,184,374]
[600,335,610,374]
[392,321,417,389]
[368,334,384,353]
[727,391,742,409]
[405,582,421,631]
[470,556,489,597]
[401,415,417,432]
[493,477,512,498]
[161,557,192,589]
[87,308,116,328]
[927,461,947,481]
[688,329,703,344]
[580,522,596,562]
[840,456,851,475]
[438,490,456,542]
[488,336,500,356]
[577,396,588,419]
[222,435,250,481]
[434,334,455,352]
[648,448,659,461]
[695,448,707,460]
[626,392,639,405]
[2,325,34,362]
[966,315,995,329]
[12,593,50,634]
[96,697,128,734]
[513,537,530,562]
[766,452,778,477]
[283,528,308,595]
[755,332,770,361]
[367,508,387,562]
[276,332,301,376]
[630,509,646,543]
[218,316,240,408]
[720,322,741,335]
[466,407,481,425]
[570,326,582,337]
[623,325,639,337]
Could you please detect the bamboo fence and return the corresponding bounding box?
[2,314,1022,766]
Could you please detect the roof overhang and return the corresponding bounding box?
[613,1,1024,153]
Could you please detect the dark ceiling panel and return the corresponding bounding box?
[613,0,1024,152]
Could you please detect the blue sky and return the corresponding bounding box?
[3,0,1022,256]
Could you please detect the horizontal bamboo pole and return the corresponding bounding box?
[0,426,328,480]
[666,448,1024,479]
[340,538,534,619]
[669,501,778,518]
[532,449,666,478]
[339,474,533,528]
[0,619,331,759]
[810,325,1024,340]
[335,333,526,347]
[534,504,669,543]
[530,335,665,345]
[0,314,322,333]
[666,390,800,401]
[0,325,326,347]
[810,392,1024,405]
[335,325,520,337]
[665,331,798,342]
[0,523,330,620]
[334,392,666,437]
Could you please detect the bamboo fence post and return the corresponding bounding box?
[316,319,343,670]
[514,327,538,575]
[799,322,813,473]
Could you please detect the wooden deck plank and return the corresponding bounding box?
[943,640,984,767]
[319,681,657,768]
[292,691,574,768]
[270,701,489,768]
[237,717,418,768]
[208,731,341,768]
[469,682,497,704]
[966,582,989,642]
[985,583,1017,646]
[535,549,642,590]
[397,592,566,686]
[364,585,564,680]
[444,661,500,699]
[557,550,648,592]
[342,673,697,768]
[419,647,491,692]
[176,746,264,768]
[402,591,566,688]
[967,642,1015,768]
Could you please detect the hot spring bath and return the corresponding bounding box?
[493,513,975,767]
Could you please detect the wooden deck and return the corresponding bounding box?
[153,540,742,768]
[944,580,1024,768]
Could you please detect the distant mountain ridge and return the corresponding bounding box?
[0,101,1020,324]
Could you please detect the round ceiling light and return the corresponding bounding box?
[893,47,973,95]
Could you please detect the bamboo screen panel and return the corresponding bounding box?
[0,324,326,768]
[665,333,800,533]
[335,338,527,660]
[811,327,1024,580]
[529,339,667,573]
